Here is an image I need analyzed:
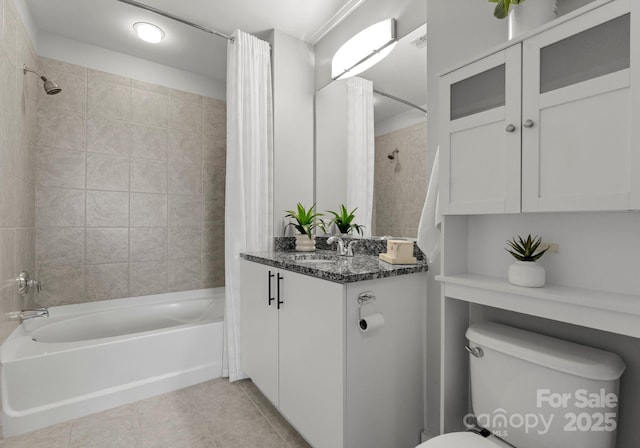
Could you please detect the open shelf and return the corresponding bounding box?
[437,273,640,338]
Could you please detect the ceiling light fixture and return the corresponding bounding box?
[331,18,397,81]
[133,22,165,43]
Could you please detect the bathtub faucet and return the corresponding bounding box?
[15,308,49,322]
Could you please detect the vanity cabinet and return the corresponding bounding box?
[241,258,426,448]
[440,0,639,214]
[241,261,344,448]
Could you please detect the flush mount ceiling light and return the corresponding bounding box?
[331,18,397,81]
[133,22,165,43]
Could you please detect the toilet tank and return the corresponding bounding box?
[466,322,625,448]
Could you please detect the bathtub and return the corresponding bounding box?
[0,288,224,437]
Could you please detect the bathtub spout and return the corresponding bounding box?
[12,308,49,322]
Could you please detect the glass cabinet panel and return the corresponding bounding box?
[540,14,630,93]
[450,64,505,120]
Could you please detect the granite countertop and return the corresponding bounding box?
[240,250,429,284]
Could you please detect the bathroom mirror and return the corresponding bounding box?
[315,23,427,238]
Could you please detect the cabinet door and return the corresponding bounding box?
[240,261,279,405]
[522,0,635,211]
[278,270,345,448]
[440,46,522,215]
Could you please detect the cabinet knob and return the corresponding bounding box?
[523,119,535,128]
[505,124,516,133]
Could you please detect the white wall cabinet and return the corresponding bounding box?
[440,0,639,214]
[241,259,426,448]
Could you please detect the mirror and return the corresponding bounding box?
[315,23,427,239]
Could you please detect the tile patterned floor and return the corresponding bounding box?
[1,379,312,448]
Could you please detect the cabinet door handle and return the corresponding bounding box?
[268,271,275,306]
[277,273,284,309]
[505,124,516,133]
[523,119,535,128]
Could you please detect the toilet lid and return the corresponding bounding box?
[417,432,509,448]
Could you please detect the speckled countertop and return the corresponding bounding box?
[240,249,428,284]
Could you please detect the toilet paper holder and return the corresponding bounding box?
[357,291,376,319]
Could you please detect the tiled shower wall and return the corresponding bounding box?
[34,57,226,307]
[373,120,428,238]
[0,0,38,342]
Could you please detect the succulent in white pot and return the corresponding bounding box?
[489,0,559,39]
[506,234,549,287]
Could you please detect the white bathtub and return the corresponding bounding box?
[0,288,225,437]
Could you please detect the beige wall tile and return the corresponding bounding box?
[1,0,17,67]
[203,97,226,137]
[0,53,17,175]
[0,171,17,227]
[36,227,84,267]
[86,191,129,227]
[131,193,167,227]
[202,226,224,258]
[131,158,167,193]
[87,116,132,156]
[0,228,16,291]
[86,263,129,301]
[36,107,86,151]
[88,69,131,86]
[37,71,86,114]
[168,257,200,292]
[169,97,202,134]
[36,147,85,188]
[16,180,35,228]
[168,162,202,195]
[131,88,169,127]
[131,79,172,96]
[86,228,129,264]
[168,195,202,227]
[36,187,85,227]
[203,165,225,198]
[35,265,85,307]
[86,153,130,191]
[88,79,131,120]
[130,260,167,297]
[130,227,166,262]
[202,133,226,167]
[171,89,201,105]
[129,124,167,160]
[203,197,224,227]
[168,227,201,260]
[167,129,201,165]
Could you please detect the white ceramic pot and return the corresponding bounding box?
[295,234,316,252]
[509,0,558,39]
[508,261,546,287]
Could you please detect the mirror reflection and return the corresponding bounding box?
[315,23,427,239]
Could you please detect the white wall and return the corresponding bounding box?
[36,32,226,100]
[268,30,316,235]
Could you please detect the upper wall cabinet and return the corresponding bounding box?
[440,0,640,214]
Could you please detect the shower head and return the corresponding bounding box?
[387,148,399,160]
[22,65,62,95]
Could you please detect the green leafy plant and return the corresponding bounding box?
[506,234,548,262]
[488,0,524,19]
[321,205,365,236]
[285,203,322,239]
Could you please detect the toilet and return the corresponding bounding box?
[418,321,626,448]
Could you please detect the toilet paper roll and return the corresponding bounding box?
[359,313,384,332]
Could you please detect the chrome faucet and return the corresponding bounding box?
[327,236,359,257]
[10,308,49,322]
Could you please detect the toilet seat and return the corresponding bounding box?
[417,431,510,448]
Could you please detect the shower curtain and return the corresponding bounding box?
[346,77,374,236]
[224,30,273,382]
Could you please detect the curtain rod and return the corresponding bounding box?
[116,0,234,42]
[373,89,427,114]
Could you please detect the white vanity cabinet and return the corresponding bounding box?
[241,260,344,448]
[241,258,426,448]
[440,0,640,214]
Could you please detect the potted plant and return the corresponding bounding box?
[489,0,558,39]
[321,205,365,236]
[506,234,548,287]
[285,203,322,251]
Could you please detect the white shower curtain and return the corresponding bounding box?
[346,77,374,236]
[224,30,273,382]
